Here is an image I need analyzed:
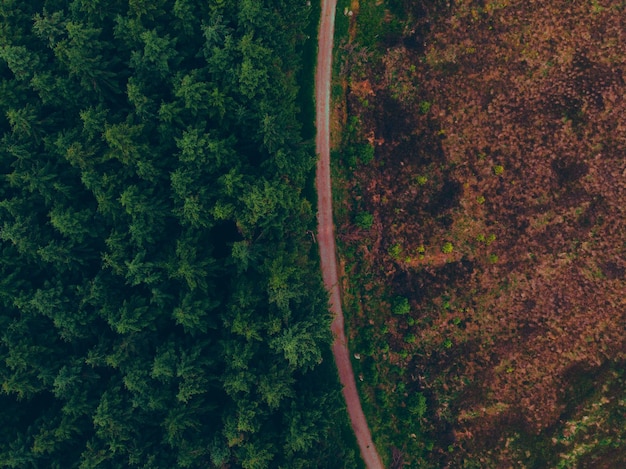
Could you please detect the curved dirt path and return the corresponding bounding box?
[315,2,384,468]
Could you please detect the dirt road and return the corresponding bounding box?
[315,1,384,468]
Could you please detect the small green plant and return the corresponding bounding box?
[476,195,486,204]
[492,165,504,176]
[415,175,428,186]
[419,101,432,114]
[346,115,361,134]
[355,211,374,229]
[361,144,375,164]
[345,148,358,168]
[486,233,496,245]
[476,233,486,243]
[405,334,416,344]
[408,393,427,418]
[591,1,605,14]
[443,338,453,349]
[389,243,403,259]
[441,242,454,254]
[332,83,344,99]
[393,296,411,315]
[489,253,499,263]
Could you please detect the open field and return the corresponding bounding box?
[335,0,626,466]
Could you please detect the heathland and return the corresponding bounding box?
[334,0,626,467]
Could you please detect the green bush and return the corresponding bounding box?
[389,243,403,259]
[361,144,375,164]
[415,175,428,186]
[393,297,411,315]
[419,101,432,114]
[408,393,428,418]
[345,147,359,168]
[355,211,374,229]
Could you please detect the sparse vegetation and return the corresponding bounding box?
[335,0,626,466]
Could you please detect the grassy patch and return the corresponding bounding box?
[355,0,403,51]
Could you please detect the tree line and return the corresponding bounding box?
[0,0,358,467]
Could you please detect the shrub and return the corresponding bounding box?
[355,211,374,229]
[419,101,432,114]
[408,393,428,418]
[441,242,454,254]
[415,175,428,186]
[393,296,411,315]
[345,148,358,168]
[361,144,375,164]
[389,243,403,259]
[492,164,504,176]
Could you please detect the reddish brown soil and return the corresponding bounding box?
[339,0,626,466]
[315,0,384,467]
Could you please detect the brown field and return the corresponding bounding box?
[336,0,626,466]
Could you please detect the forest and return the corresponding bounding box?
[0,0,359,468]
[334,0,626,467]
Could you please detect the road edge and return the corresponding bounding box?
[314,0,385,467]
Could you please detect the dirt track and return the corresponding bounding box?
[314,1,384,468]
